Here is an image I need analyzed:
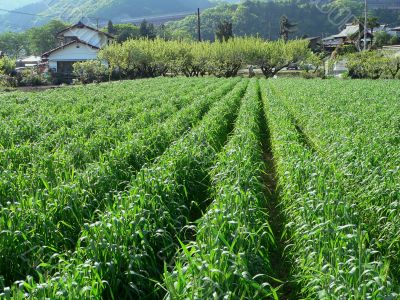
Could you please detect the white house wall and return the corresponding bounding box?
[48,43,99,61]
[63,27,109,48]
[47,43,99,71]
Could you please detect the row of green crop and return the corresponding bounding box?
[0,78,239,289]
[267,79,400,293]
[0,78,216,205]
[164,79,277,299]
[0,78,217,178]
[262,79,398,299]
[0,78,168,147]
[6,79,248,299]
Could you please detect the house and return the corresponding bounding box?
[323,24,373,52]
[305,36,323,52]
[16,56,42,68]
[42,22,114,74]
[369,0,400,9]
[323,22,400,52]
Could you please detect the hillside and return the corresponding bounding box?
[167,1,339,41]
[0,0,40,11]
[0,0,213,32]
[166,0,400,41]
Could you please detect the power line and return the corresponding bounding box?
[0,8,45,17]
[0,7,193,32]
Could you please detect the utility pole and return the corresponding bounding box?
[197,8,201,42]
[364,0,368,50]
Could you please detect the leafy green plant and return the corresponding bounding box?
[10,79,248,299]
[165,79,277,299]
[263,78,400,299]
[0,56,16,76]
[73,60,108,84]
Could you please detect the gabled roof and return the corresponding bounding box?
[334,24,359,38]
[305,36,321,41]
[57,21,114,39]
[42,38,100,58]
[19,55,41,63]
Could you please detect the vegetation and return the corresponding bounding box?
[345,50,400,79]
[98,37,310,79]
[0,20,67,57]
[215,20,233,42]
[1,76,400,299]
[264,78,400,298]
[0,77,237,291]
[279,15,297,42]
[165,79,277,299]
[166,0,400,41]
[73,60,108,83]
[0,0,212,32]
[0,56,16,75]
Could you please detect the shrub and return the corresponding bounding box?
[0,56,16,76]
[73,60,108,84]
[0,74,17,87]
[374,31,392,48]
[346,51,387,79]
[17,69,50,86]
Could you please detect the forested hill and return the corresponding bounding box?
[0,0,212,32]
[166,0,400,41]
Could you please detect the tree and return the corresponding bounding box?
[112,24,140,43]
[280,15,297,42]
[346,51,386,79]
[349,17,366,51]
[390,35,400,45]
[215,21,233,42]
[382,55,400,78]
[26,20,68,55]
[107,20,116,35]
[0,32,28,58]
[139,20,156,40]
[243,37,310,78]
[374,31,392,47]
[147,23,157,40]
[0,55,16,75]
[367,17,380,45]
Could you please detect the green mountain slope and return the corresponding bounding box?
[0,0,213,32]
[0,0,40,11]
[166,0,400,41]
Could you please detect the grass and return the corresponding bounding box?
[2,77,400,299]
[262,79,399,299]
[8,79,248,299]
[164,78,277,299]
[0,77,237,287]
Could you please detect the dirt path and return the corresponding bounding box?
[259,89,297,299]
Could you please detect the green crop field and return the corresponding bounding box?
[0,77,399,299]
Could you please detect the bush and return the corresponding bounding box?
[301,69,325,79]
[335,44,358,56]
[0,74,17,87]
[374,31,392,48]
[346,51,387,79]
[17,69,50,86]
[0,56,16,76]
[73,60,108,84]
[390,35,400,45]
